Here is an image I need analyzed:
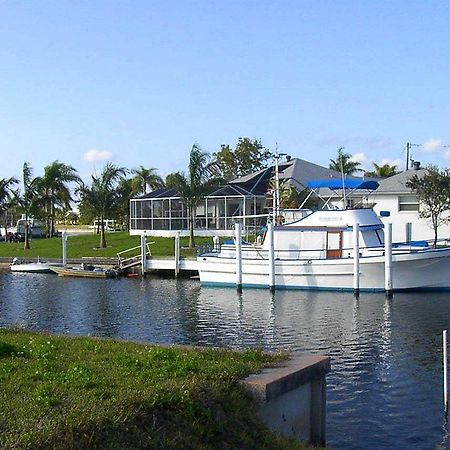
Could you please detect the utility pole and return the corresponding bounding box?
[406,142,411,171]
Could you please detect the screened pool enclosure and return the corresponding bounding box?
[129,186,267,237]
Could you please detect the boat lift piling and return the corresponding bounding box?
[353,223,360,297]
[235,223,242,292]
[268,221,275,292]
[444,330,448,414]
[384,223,393,296]
[62,231,68,267]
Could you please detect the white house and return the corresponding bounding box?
[368,166,450,242]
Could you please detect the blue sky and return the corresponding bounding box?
[1,0,450,181]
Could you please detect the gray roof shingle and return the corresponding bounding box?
[374,168,427,194]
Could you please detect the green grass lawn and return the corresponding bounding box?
[0,329,307,450]
[0,232,217,260]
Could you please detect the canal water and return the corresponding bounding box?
[0,272,449,449]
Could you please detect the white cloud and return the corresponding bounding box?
[83,148,113,162]
[380,158,402,168]
[351,152,367,163]
[422,138,443,153]
[443,150,450,160]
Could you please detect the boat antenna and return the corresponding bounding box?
[340,151,346,209]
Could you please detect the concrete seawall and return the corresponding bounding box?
[242,355,331,446]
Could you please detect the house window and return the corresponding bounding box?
[399,195,419,212]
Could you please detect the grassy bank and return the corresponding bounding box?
[0,329,306,449]
[0,232,217,260]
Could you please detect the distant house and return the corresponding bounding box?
[129,158,347,237]
[369,166,450,242]
[325,164,450,242]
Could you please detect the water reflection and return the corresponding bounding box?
[0,273,449,449]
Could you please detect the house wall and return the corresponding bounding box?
[328,193,450,242]
[371,194,450,242]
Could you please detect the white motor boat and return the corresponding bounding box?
[10,257,62,274]
[197,180,450,292]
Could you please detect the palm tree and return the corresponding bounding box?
[34,161,80,237]
[171,144,213,248]
[0,177,18,240]
[365,162,399,178]
[17,163,38,250]
[329,147,362,175]
[131,166,164,195]
[78,163,127,248]
[116,177,134,231]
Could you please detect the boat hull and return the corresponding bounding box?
[10,263,62,274]
[50,267,116,278]
[198,248,450,292]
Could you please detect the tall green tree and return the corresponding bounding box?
[17,163,38,250]
[78,163,127,248]
[0,177,18,240]
[165,172,182,189]
[329,147,362,175]
[365,162,399,178]
[213,138,271,181]
[115,177,134,231]
[131,166,164,195]
[406,167,450,248]
[34,161,80,237]
[171,144,215,248]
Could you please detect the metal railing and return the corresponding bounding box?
[117,242,153,270]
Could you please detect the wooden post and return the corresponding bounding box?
[384,223,393,295]
[353,223,360,296]
[62,231,67,267]
[141,233,147,277]
[174,232,180,277]
[268,221,275,291]
[235,223,242,291]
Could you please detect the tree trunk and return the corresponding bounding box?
[99,216,107,248]
[50,201,55,237]
[189,206,195,248]
[24,214,30,250]
[434,227,438,249]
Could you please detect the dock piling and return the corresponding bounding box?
[140,233,147,277]
[384,223,393,296]
[62,231,68,267]
[353,223,360,296]
[268,221,275,292]
[174,232,180,277]
[235,223,242,291]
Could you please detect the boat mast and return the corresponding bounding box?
[274,143,280,222]
[271,144,290,224]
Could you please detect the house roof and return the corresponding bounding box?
[277,158,357,190]
[374,168,427,194]
[229,158,359,191]
[135,188,178,199]
[133,158,364,200]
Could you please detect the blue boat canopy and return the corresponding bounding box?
[307,179,379,190]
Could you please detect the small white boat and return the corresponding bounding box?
[197,180,450,292]
[10,257,62,274]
